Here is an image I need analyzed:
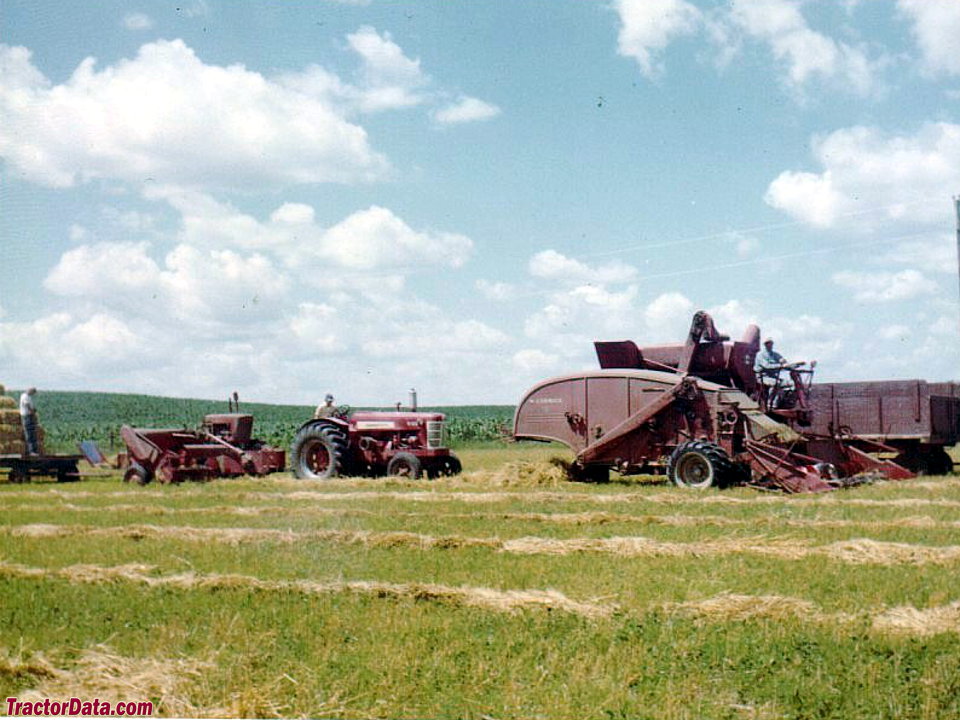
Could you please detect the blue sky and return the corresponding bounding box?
[1,0,958,405]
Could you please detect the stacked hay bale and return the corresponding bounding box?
[0,384,43,455]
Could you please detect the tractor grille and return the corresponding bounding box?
[426,421,446,449]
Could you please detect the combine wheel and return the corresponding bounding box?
[123,461,153,486]
[291,424,346,480]
[387,452,422,479]
[668,440,733,489]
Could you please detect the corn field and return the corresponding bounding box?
[2,391,513,453]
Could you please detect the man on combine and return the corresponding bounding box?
[754,338,787,385]
[314,394,337,419]
[19,387,39,455]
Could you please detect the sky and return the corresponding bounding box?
[0,0,958,406]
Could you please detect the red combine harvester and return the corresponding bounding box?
[290,391,461,480]
[514,311,958,493]
[120,405,284,485]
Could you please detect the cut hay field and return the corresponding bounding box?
[2,445,960,719]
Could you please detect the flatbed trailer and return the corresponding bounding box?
[0,454,82,483]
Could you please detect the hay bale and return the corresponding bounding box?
[0,396,16,409]
[0,409,20,424]
[0,441,26,455]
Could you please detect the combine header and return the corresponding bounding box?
[514,312,957,493]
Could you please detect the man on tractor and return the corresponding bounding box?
[314,394,337,419]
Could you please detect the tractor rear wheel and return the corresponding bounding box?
[668,440,733,489]
[387,452,422,479]
[123,461,152,486]
[291,424,347,479]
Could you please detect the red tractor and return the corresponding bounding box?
[290,393,462,480]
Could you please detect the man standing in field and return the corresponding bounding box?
[19,387,39,455]
[314,394,337,419]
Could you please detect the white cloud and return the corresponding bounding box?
[721,231,761,258]
[881,234,958,275]
[316,206,473,271]
[728,0,879,96]
[476,279,517,302]
[765,123,960,229]
[614,0,701,77]
[832,269,937,303]
[44,241,162,300]
[346,26,428,112]
[433,96,501,124]
[0,312,152,378]
[512,349,560,374]
[764,314,846,365]
[643,291,694,340]
[879,324,911,341]
[529,249,636,285]
[897,0,960,76]
[524,284,641,364]
[0,41,388,190]
[122,13,153,31]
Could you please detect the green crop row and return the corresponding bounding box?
[3,391,513,452]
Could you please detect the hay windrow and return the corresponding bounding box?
[9,501,960,534]
[666,592,824,623]
[17,645,216,718]
[3,560,955,637]
[5,486,960,509]
[9,523,960,566]
[871,601,960,637]
[0,561,616,619]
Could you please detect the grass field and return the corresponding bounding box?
[2,443,959,719]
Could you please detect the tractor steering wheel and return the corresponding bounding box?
[335,404,351,419]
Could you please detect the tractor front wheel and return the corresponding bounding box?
[291,424,346,480]
[387,452,422,479]
[668,440,733,489]
[427,454,462,479]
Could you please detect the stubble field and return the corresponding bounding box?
[1,444,959,719]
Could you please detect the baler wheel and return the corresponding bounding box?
[123,461,153,486]
[291,424,346,480]
[668,440,733,489]
[387,452,422,479]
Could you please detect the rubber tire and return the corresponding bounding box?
[123,461,152,486]
[568,463,610,483]
[57,463,79,483]
[427,454,463,479]
[668,440,733,489]
[291,424,347,480]
[895,448,954,476]
[387,452,422,479]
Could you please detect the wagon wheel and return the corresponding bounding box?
[667,440,733,489]
[123,461,153,486]
[7,466,27,484]
[387,452,422,479]
[291,424,346,479]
